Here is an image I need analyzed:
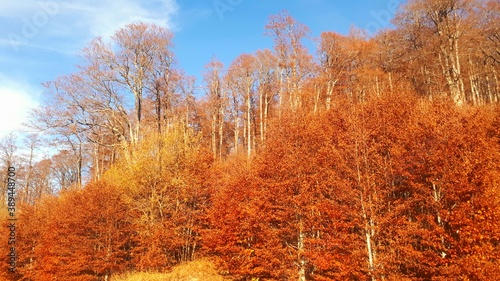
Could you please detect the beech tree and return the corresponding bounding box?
[29,22,182,179]
[387,101,500,279]
[207,111,366,280]
[31,73,115,180]
[204,58,227,159]
[255,49,278,143]
[393,0,500,105]
[10,6,500,281]
[103,122,212,270]
[318,32,356,109]
[16,181,133,281]
[29,159,53,199]
[226,54,258,158]
[265,11,313,112]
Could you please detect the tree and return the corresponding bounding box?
[50,150,81,191]
[0,133,18,210]
[318,32,354,109]
[31,73,106,181]
[265,11,313,112]
[395,0,479,105]
[30,22,181,179]
[255,49,278,144]
[16,181,133,281]
[29,159,53,200]
[226,53,257,158]
[207,112,367,280]
[103,122,212,270]
[204,58,227,159]
[0,133,18,170]
[10,7,500,281]
[387,100,500,279]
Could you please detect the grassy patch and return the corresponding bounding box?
[113,259,228,281]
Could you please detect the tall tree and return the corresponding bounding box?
[226,54,257,158]
[265,11,313,112]
[255,49,278,144]
[30,22,180,178]
[103,122,212,270]
[204,58,227,159]
[396,0,476,105]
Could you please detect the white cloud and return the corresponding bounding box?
[0,76,39,138]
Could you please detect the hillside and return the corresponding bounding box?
[0,0,499,280]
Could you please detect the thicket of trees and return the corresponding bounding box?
[1,0,499,280]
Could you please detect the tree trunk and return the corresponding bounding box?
[259,89,264,143]
[325,79,335,111]
[297,231,306,281]
[432,8,465,106]
[264,91,270,143]
[211,115,217,159]
[361,193,376,281]
[388,72,393,94]
[234,114,239,154]
[219,106,224,160]
[77,141,83,188]
[246,87,252,159]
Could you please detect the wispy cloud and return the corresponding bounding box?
[0,38,76,55]
[60,0,179,39]
[1,0,179,53]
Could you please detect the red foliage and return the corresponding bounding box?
[5,8,500,281]
[15,181,133,281]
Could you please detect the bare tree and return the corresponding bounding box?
[265,11,313,112]
[226,54,257,158]
[0,133,18,206]
[204,58,226,159]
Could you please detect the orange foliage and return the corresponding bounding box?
[7,6,500,281]
[15,182,133,281]
[206,94,500,280]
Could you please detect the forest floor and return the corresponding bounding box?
[113,259,228,281]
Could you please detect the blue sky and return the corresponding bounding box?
[0,0,403,137]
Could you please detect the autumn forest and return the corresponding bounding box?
[1,0,500,280]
